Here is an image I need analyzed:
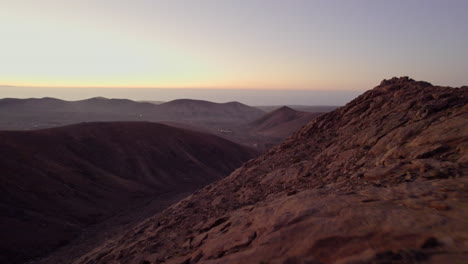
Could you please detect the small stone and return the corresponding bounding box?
[428,201,450,211]
[421,237,441,249]
[405,172,412,181]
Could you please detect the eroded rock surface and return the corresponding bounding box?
[74,78,468,264]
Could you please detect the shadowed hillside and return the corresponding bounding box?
[0,122,257,264]
[73,77,467,264]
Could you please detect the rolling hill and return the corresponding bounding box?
[249,106,323,138]
[73,77,468,264]
[0,122,257,264]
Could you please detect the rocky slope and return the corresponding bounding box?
[0,122,257,264]
[75,77,467,264]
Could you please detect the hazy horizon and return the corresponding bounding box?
[0,86,365,105]
[1,0,467,93]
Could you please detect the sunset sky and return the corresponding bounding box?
[1,0,467,103]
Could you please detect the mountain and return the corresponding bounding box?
[0,97,155,113]
[155,99,264,123]
[71,97,156,112]
[0,98,264,130]
[74,77,468,264]
[255,105,338,113]
[200,106,323,151]
[0,97,156,130]
[250,106,323,138]
[0,122,257,264]
[140,100,166,105]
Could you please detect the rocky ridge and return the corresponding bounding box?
[74,77,468,264]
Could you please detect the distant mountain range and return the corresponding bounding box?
[0,97,265,130]
[0,97,334,151]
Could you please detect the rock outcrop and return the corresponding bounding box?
[74,78,468,264]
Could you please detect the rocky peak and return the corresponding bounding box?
[277,105,295,111]
[380,76,415,85]
[73,79,468,264]
[378,76,432,91]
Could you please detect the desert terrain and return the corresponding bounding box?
[1,77,467,264]
[68,77,468,264]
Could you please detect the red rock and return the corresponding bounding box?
[72,78,468,264]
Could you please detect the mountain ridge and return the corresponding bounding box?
[73,77,468,264]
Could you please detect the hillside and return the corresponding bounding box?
[0,122,257,264]
[250,106,322,138]
[74,77,468,264]
[207,107,323,151]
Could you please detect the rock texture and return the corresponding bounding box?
[0,122,257,264]
[74,77,467,264]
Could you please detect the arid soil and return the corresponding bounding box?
[72,77,467,264]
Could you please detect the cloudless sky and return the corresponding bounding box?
[0,0,467,103]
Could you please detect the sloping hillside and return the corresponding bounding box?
[74,77,467,264]
[250,106,322,138]
[0,122,257,264]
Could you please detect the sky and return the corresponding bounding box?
[0,0,467,104]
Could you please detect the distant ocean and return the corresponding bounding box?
[0,86,363,106]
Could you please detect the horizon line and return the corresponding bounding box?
[0,83,367,92]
